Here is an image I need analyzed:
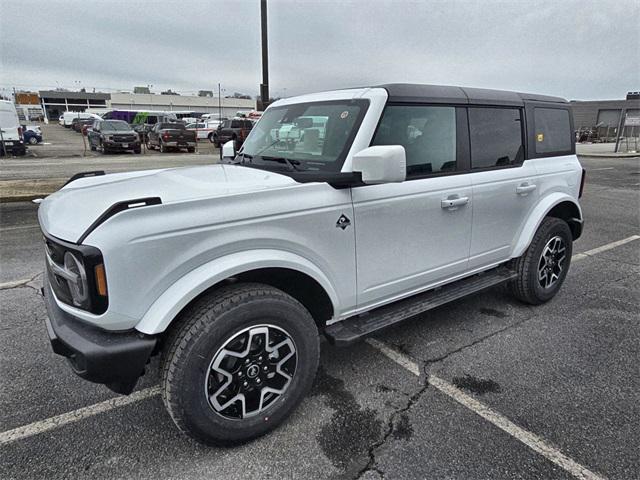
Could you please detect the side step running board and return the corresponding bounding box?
[325,267,517,346]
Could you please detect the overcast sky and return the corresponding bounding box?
[1,0,638,101]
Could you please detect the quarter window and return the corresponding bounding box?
[469,107,524,168]
[372,105,457,176]
[534,108,571,154]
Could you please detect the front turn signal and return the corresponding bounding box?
[94,263,108,297]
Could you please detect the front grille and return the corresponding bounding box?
[45,238,75,307]
[113,134,137,142]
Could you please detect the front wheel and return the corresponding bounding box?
[161,283,319,445]
[510,217,573,305]
[28,136,38,145]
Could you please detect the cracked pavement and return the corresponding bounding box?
[1,156,639,479]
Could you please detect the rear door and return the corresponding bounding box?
[524,103,580,203]
[467,106,538,269]
[352,104,473,310]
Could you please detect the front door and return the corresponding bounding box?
[351,104,472,310]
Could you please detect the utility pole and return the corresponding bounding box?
[259,0,269,110]
[218,83,222,120]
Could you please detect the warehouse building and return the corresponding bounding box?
[571,92,640,144]
[107,92,255,118]
[39,90,110,121]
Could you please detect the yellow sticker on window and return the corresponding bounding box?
[537,133,544,142]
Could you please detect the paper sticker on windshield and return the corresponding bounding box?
[340,111,349,119]
[537,133,544,142]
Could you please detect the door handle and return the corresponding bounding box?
[441,196,469,210]
[516,183,537,195]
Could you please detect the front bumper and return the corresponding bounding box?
[103,140,140,150]
[43,280,156,394]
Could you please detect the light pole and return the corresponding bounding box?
[260,0,269,110]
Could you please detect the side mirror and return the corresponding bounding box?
[352,145,406,184]
[222,140,236,159]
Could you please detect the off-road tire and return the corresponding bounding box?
[161,283,320,445]
[510,217,573,305]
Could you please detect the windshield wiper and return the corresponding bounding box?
[259,155,302,172]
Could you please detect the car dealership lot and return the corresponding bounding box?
[0,156,638,479]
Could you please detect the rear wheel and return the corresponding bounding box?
[510,217,573,305]
[134,147,141,154]
[161,283,320,445]
[28,136,38,145]
[187,147,195,153]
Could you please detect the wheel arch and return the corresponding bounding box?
[512,194,583,258]
[135,249,339,336]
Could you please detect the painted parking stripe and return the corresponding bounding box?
[365,339,605,480]
[0,386,160,445]
[0,224,40,232]
[571,235,640,262]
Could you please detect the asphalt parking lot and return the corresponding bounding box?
[0,156,638,479]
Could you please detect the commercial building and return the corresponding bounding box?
[108,92,255,118]
[39,90,110,121]
[571,92,640,144]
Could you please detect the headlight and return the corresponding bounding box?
[45,237,108,314]
[64,251,89,307]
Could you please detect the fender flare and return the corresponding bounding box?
[511,193,583,258]
[134,249,340,335]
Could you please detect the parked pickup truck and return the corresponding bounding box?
[146,122,196,152]
[87,119,141,154]
[214,118,254,148]
[38,83,584,446]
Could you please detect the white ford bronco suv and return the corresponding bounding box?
[39,84,584,444]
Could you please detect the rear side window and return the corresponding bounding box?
[372,105,457,176]
[231,120,243,128]
[469,108,524,169]
[534,108,571,154]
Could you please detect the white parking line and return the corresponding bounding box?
[365,339,605,480]
[572,235,640,262]
[0,224,40,232]
[0,386,160,445]
[589,167,615,171]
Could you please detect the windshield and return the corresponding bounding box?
[101,120,131,131]
[240,100,368,173]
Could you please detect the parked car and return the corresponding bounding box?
[77,118,96,135]
[61,111,99,127]
[37,83,583,446]
[0,100,26,156]
[71,117,90,132]
[87,119,141,154]
[22,125,43,144]
[185,121,221,141]
[146,122,197,152]
[214,118,254,148]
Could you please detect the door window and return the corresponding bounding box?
[469,107,524,168]
[534,108,571,154]
[372,105,457,176]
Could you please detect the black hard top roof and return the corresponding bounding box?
[376,83,568,105]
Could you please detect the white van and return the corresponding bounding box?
[61,111,99,127]
[0,100,26,156]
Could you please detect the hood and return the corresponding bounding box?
[39,164,297,243]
